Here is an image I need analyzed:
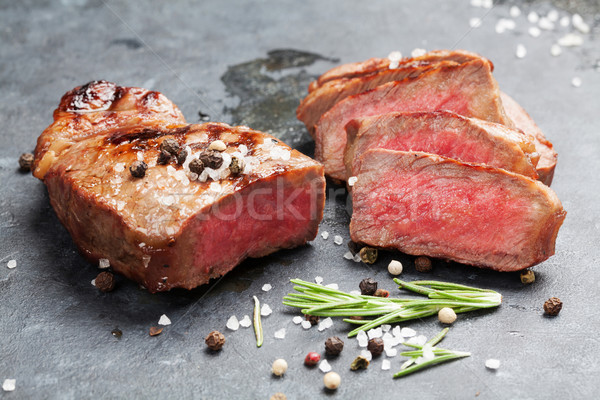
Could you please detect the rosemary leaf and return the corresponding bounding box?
[253,296,263,348]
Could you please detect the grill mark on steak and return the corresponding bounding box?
[106,125,191,145]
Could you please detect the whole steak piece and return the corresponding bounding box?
[315,58,512,181]
[344,111,539,179]
[33,81,325,292]
[350,149,565,271]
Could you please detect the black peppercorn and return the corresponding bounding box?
[18,153,34,171]
[205,330,226,351]
[157,149,171,165]
[359,278,377,296]
[95,271,116,292]
[199,150,223,169]
[305,314,320,326]
[129,160,147,178]
[176,148,188,165]
[350,355,370,370]
[367,337,384,357]
[189,158,205,175]
[543,297,563,316]
[415,256,432,272]
[359,247,378,264]
[324,336,344,356]
[229,156,244,174]
[160,138,180,155]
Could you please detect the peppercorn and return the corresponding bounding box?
[359,278,377,296]
[367,337,384,357]
[304,352,321,366]
[305,314,319,326]
[95,271,116,292]
[199,150,223,169]
[18,153,34,171]
[160,138,180,155]
[359,247,378,264]
[176,148,188,165]
[157,149,171,165]
[272,358,288,376]
[543,297,563,316]
[205,330,226,351]
[415,256,432,272]
[350,355,370,370]
[324,336,344,356]
[208,139,227,152]
[388,260,403,275]
[111,328,122,338]
[347,241,363,256]
[520,270,535,284]
[229,156,245,174]
[149,326,163,336]
[189,158,205,175]
[374,289,389,298]
[129,160,147,178]
[323,371,340,390]
[438,307,457,324]
[270,393,287,400]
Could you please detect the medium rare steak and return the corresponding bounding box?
[350,149,566,271]
[33,81,325,292]
[298,50,485,134]
[344,111,539,179]
[315,58,513,181]
[501,92,557,186]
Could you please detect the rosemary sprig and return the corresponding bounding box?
[283,279,501,337]
[253,296,263,347]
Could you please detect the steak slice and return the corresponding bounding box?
[299,50,484,134]
[344,111,539,179]
[34,81,325,292]
[501,92,557,186]
[315,58,513,181]
[350,149,566,271]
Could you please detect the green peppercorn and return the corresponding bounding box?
[359,247,378,264]
[350,355,369,370]
[229,156,245,174]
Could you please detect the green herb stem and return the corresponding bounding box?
[253,296,263,348]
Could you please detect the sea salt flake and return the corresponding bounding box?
[315,276,324,284]
[528,26,541,37]
[486,358,501,369]
[91,279,96,287]
[558,33,583,47]
[361,349,373,361]
[162,195,175,206]
[509,5,521,17]
[495,18,516,34]
[2,379,16,392]
[353,254,362,263]
[350,290,362,296]
[385,347,398,357]
[528,11,539,24]
[382,324,391,333]
[274,328,286,339]
[413,335,428,346]
[559,15,570,27]
[411,48,426,58]
[261,303,272,316]
[367,327,383,339]
[381,359,391,370]
[114,162,125,172]
[226,315,240,330]
[469,17,482,28]
[292,316,303,324]
[571,77,582,88]
[572,14,590,33]
[470,0,482,7]
[392,326,401,337]
[516,44,527,59]
[325,283,339,290]
[6,259,17,269]
[343,251,354,260]
[550,44,562,56]
[301,320,312,329]
[158,314,171,326]
[547,9,559,22]
[481,0,492,9]
[319,359,332,373]
[262,283,272,292]
[333,235,343,245]
[357,330,368,347]
[239,315,252,328]
[347,176,358,186]
[538,17,555,30]
[98,258,110,269]
[388,51,402,62]
[321,231,329,240]
[400,327,416,337]
[318,317,333,331]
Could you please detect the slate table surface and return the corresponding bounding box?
[1,1,599,399]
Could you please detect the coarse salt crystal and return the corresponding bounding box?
[321,231,329,240]
[325,283,339,290]
[162,195,175,206]
[353,253,362,263]
[318,317,333,331]
[137,151,144,161]
[114,163,125,172]
[116,201,125,211]
[509,5,521,17]
[423,343,435,361]
[262,283,272,292]
[343,251,354,260]
[550,44,562,56]
[357,330,368,347]
[347,176,358,187]
[239,315,252,328]
[414,356,425,365]
[400,327,416,337]
[516,44,527,59]
[382,324,391,333]
[319,359,332,373]
[158,314,171,326]
[470,0,482,7]
[481,0,492,9]
[495,18,516,34]
[333,235,343,245]
[388,51,402,62]
[292,316,303,324]
[274,328,286,339]
[528,26,541,37]
[226,315,240,330]
[413,335,428,346]
[381,359,391,370]
[166,165,176,175]
[361,349,373,361]
[261,303,272,316]
[385,347,398,357]
[528,11,539,23]
[538,17,555,30]
[350,290,362,296]
[572,14,590,33]
[2,379,16,392]
[238,144,248,156]
[99,258,110,269]
[392,326,401,337]
[301,320,312,329]
[367,327,383,339]
[469,17,482,28]
[559,15,570,27]
[485,358,501,369]
[547,9,559,22]
[411,48,426,58]
[209,182,221,192]
[571,77,582,88]
[558,33,583,47]
[315,276,324,284]
[6,259,17,269]
[91,279,96,287]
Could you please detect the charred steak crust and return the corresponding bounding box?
[350,149,566,271]
[34,82,326,292]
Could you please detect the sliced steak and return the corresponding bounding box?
[501,92,557,185]
[315,58,513,181]
[299,50,484,134]
[345,111,539,179]
[350,149,566,271]
[34,81,325,292]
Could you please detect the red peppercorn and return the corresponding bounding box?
[374,289,389,298]
[304,352,321,366]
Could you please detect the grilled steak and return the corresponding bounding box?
[350,149,566,271]
[344,111,539,179]
[314,58,513,181]
[298,50,484,134]
[501,92,557,185]
[33,81,325,292]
